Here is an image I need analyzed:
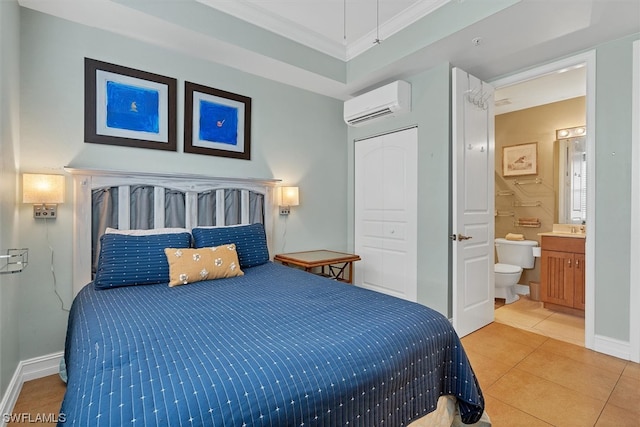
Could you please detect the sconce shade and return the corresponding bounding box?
[281,186,299,206]
[22,174,65,204]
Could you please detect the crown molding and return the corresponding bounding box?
[198,0,452,62]
[346,0,450,60]
[18,0,353,99]
[196,0,348,60]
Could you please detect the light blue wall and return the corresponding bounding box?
[593,34,638,341]
[1,2,638,392]
[113,0,346,84]
[346,63,452,316]
[0,0,21,395]
[15,8,348,361]
[345,32,640,341]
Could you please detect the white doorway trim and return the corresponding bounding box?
[490,51,596,351]
[630,40,640,363]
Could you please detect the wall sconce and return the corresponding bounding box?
[556,126,586,140]
[279,186,299,215]
[22,173,65,219]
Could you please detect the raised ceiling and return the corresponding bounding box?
[200,0,451,60]
[18,0,640,101]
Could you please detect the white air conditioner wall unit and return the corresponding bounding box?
[343,80,411,127]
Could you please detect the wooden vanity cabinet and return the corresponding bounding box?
[540,236,585,312]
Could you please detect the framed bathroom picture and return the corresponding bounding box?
[502,142,538,177]
[84,58,177,151]
[184,81,252,160]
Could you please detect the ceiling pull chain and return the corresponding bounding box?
[374,0,382,44]
[343,0,347,43]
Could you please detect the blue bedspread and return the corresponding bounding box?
[60,262,483,426]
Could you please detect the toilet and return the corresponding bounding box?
[494,238,538,304]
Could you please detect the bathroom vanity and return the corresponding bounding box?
[538,225,586,314]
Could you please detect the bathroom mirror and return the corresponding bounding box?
[556,127,587,224]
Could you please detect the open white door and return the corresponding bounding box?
[452,68,495,337]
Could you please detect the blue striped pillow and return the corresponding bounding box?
[192,223,269,268]
[94,232,192,289]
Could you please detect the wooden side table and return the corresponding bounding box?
[274,250,361,284]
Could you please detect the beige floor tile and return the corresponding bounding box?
[515,348,620,401]
[483,395,553,427]
[495,298,554,329]
[493,296,586,347]
[464,351,512,390]
[595,402,640,427]
[464,321,548,348]
[608,375,640,417]
[539,339,627,376]
[486,369,606,427]
[621,361,640,380]
[461,324,542,368]
[533,312,585,346]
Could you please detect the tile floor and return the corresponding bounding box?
[494,295,585,347]
[461,322,640,426]
[480,296,640,425]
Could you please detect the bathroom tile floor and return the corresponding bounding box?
[461,322,640,426]
[494,295,585,347]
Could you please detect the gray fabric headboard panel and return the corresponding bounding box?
[66,167,279,296]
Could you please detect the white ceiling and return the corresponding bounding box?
[494,65,587,115]
[199,0,450,60]
[18,0,640,103]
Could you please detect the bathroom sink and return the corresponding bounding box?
[537,223,586,238]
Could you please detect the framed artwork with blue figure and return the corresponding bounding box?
[85,58,177,151]
[184,82,251,160]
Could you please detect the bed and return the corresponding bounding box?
[59,168,486,426]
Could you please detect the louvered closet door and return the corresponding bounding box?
[354,127,418,301]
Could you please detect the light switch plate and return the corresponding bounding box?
[33,204,57,219]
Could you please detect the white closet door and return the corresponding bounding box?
[354,127,418,301]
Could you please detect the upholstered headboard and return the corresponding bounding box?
[65,167,279,296]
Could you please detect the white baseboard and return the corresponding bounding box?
[503,285,632,362]
[0,351,63,425]
[594,334,631,361]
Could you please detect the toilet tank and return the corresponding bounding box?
[495,238,538,268]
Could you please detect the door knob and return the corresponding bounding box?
[450,234,473,241]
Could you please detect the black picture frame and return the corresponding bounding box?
[184,81,252,160]
[84,58,177,151]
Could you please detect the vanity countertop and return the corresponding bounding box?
[538,231,586,239]
[537,224,586,239]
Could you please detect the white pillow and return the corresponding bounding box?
[105,227,190,236]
